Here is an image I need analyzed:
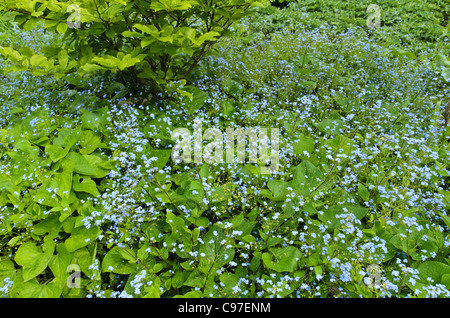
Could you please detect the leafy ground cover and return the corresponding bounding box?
[1,1,450,298]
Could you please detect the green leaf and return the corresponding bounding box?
[198,226,234,274]
[223,101,235,117]
[317,115,345,135]
[57,159,74,200]
[182,86,209,112]
[23,19,37,31]
[299,80,317,90]
[184,180,204,203]
[166,211,191,236]
[144,148,171,169]
[101,246,137,274]
[134,24,159,35]
[262,246,301,272]
[267,180,289,201]
[63,152,111,178]
[30,54,47,67]
[144,286,161,298]
[409,261,450,292]
[45,144,70,162]
[80,108,108,132]
[15,241,56,282]
[219,272,240,294]
[33,212,62,238]
[79,130,106,155]
[141,37,155,48]
[292,134,315,157]
[72,174,100,197]
[172,270,185,289]
[223,79,243,96]
[194,31,220,46]
[319,204,369,229]
[324,134,354,160]
[65,225,101,252]
[443,67,450,80]
[71,248,92,276]
[56,22,68,34]
[357,183,370,202]
[80,63,106,72]
[290,160,325,195]
[48,244,72,288]
[64,152,96,176]
[183,269,204,288]
[122,30,144,38]
[208,183,237,203]
[16,280,62,298]
[0,259,16,284]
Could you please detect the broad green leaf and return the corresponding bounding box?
[166,211,191,236]
[45,144,70,162]
[65,225,101,252]
[290,160,325,195]
[80,108,108,132]
[79,130,106,155]
[223,101,235,117]
[57,159,74,200]
[223,79,242,96]
[33,213,62,238]
[48,244,72,288]
[72,174,100,197]
[194,31,220,46]
[183,269,204,288]
[30,54,47,67]
[144,148,171,169]
[15,280,62,298]
[317,115,345,135]
[319,204,369,229]
[262,246,301,272]
[172,270,185,289]
[65,152,113,179]
[144,286,161,298]
[325,134,354,161]
[83,154,112,178]
[15,241,56,282]
[408,261,450,292]
[101,246,137,274]
[198,226,234,274]
[56,22,68,34]
[358,183,370,202]
[0,259,16,285]
[80,63,106,72]
[267,180,289,201]
[292,134,315,157]
[92,55,120,68]
[64,152,96,176]
[134,24,159,35]
[183,180,204,203]
[219,272,240,294]
[208,183,237,203]
[182,86,209,112]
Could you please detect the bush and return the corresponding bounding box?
[0,0,266,97]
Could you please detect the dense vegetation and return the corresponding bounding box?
[0,0,450,298]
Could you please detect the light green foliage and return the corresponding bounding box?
[0,0,267,95]
[259,0,449,52]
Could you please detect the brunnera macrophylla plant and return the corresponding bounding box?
[0,0,267,97]
[1,2,450,299]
